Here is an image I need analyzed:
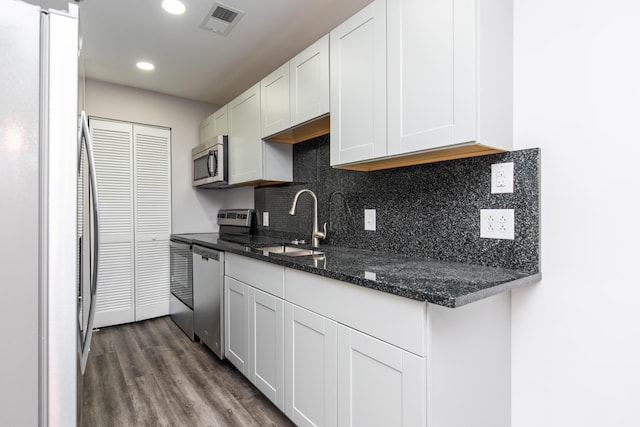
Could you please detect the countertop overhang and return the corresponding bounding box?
[174,233,539,308]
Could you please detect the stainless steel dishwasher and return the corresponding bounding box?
[192,244,225,359]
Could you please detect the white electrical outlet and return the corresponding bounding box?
[480,209,514,239]
[364,209,376,231]
[491,162,514,193]
[263,211,269,227]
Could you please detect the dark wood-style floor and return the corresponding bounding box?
[81,316,295,427]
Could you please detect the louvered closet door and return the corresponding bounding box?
[134,124,171,321]
[90,119,135,327]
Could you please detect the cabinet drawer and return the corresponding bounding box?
[225,253,285,298]
[285,268,427,356]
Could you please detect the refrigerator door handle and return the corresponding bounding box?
[78,111,100,374]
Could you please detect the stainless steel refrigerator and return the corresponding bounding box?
[0,1,99,425]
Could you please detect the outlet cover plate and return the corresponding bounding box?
[364,209,376,231]
[480,209,514,239]
[491,162,514,193]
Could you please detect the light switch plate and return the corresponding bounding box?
[480,209,514,239]
[364,209,376,231]
[491,162,514,193]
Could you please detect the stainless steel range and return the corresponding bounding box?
[169,237,194,339]
[169,209,255,353]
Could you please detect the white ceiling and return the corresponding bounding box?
[26,0,372,106]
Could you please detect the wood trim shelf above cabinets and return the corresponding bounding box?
[261,35,330,144]
[334,142,505,172]
[263,114,330,144]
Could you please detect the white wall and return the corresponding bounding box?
[84,79,254,233]
[512,1,640,426]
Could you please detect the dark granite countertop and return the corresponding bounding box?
[172,233,539,308]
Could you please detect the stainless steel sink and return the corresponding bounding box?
[259,245,324,257]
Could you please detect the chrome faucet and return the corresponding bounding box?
[289,189,327,248]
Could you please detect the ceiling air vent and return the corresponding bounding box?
[201,2,244,36]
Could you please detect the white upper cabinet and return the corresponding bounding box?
[261,63,291,138]
[200,113,215,145]
[330,1,387,166]
[212,104,228,137]
[261,34,330,140]
[331,0,513,170]
[387,0,512,155]
[229,83,292,186]
[290,34,330,127]
[229,83,263,184]
[200,104,229,145]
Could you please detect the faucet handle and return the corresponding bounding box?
[316,222,327,240]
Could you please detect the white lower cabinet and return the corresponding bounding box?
[285,303,338,427]
[225,253,286,409]
[337,325,426,427]
[249,288,285,410]
[225,255,509,427]
[224,276,249,375]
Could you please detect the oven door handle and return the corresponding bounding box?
[170,240,192,251]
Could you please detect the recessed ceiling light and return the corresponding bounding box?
[136,61,155,71]
[162,0,185,15]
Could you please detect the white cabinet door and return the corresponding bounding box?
[228,82,293,185]
[225,276,250,374]
[387,0,512,156]
[285,303,338,427]
[261,63,291,138]
[330,0,387,166]
[133,125,171,321]
[228,83,262,185]
[90,119,135,328]
[387,0,469,154]
[212,104,229,137]
[199,113,215,145]
[337,325,426,427]
[290,34,329,127]
[332,0,511,169]
[249,288,285,410]
[201,105,229,144]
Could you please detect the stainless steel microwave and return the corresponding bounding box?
[192,135,228,188]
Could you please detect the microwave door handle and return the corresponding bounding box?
[212,150,219,177]
[207,151,214,177]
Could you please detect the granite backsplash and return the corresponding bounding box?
[254,135,540,274]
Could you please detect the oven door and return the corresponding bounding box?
[170,240,193,309]
[170,239,194,339]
